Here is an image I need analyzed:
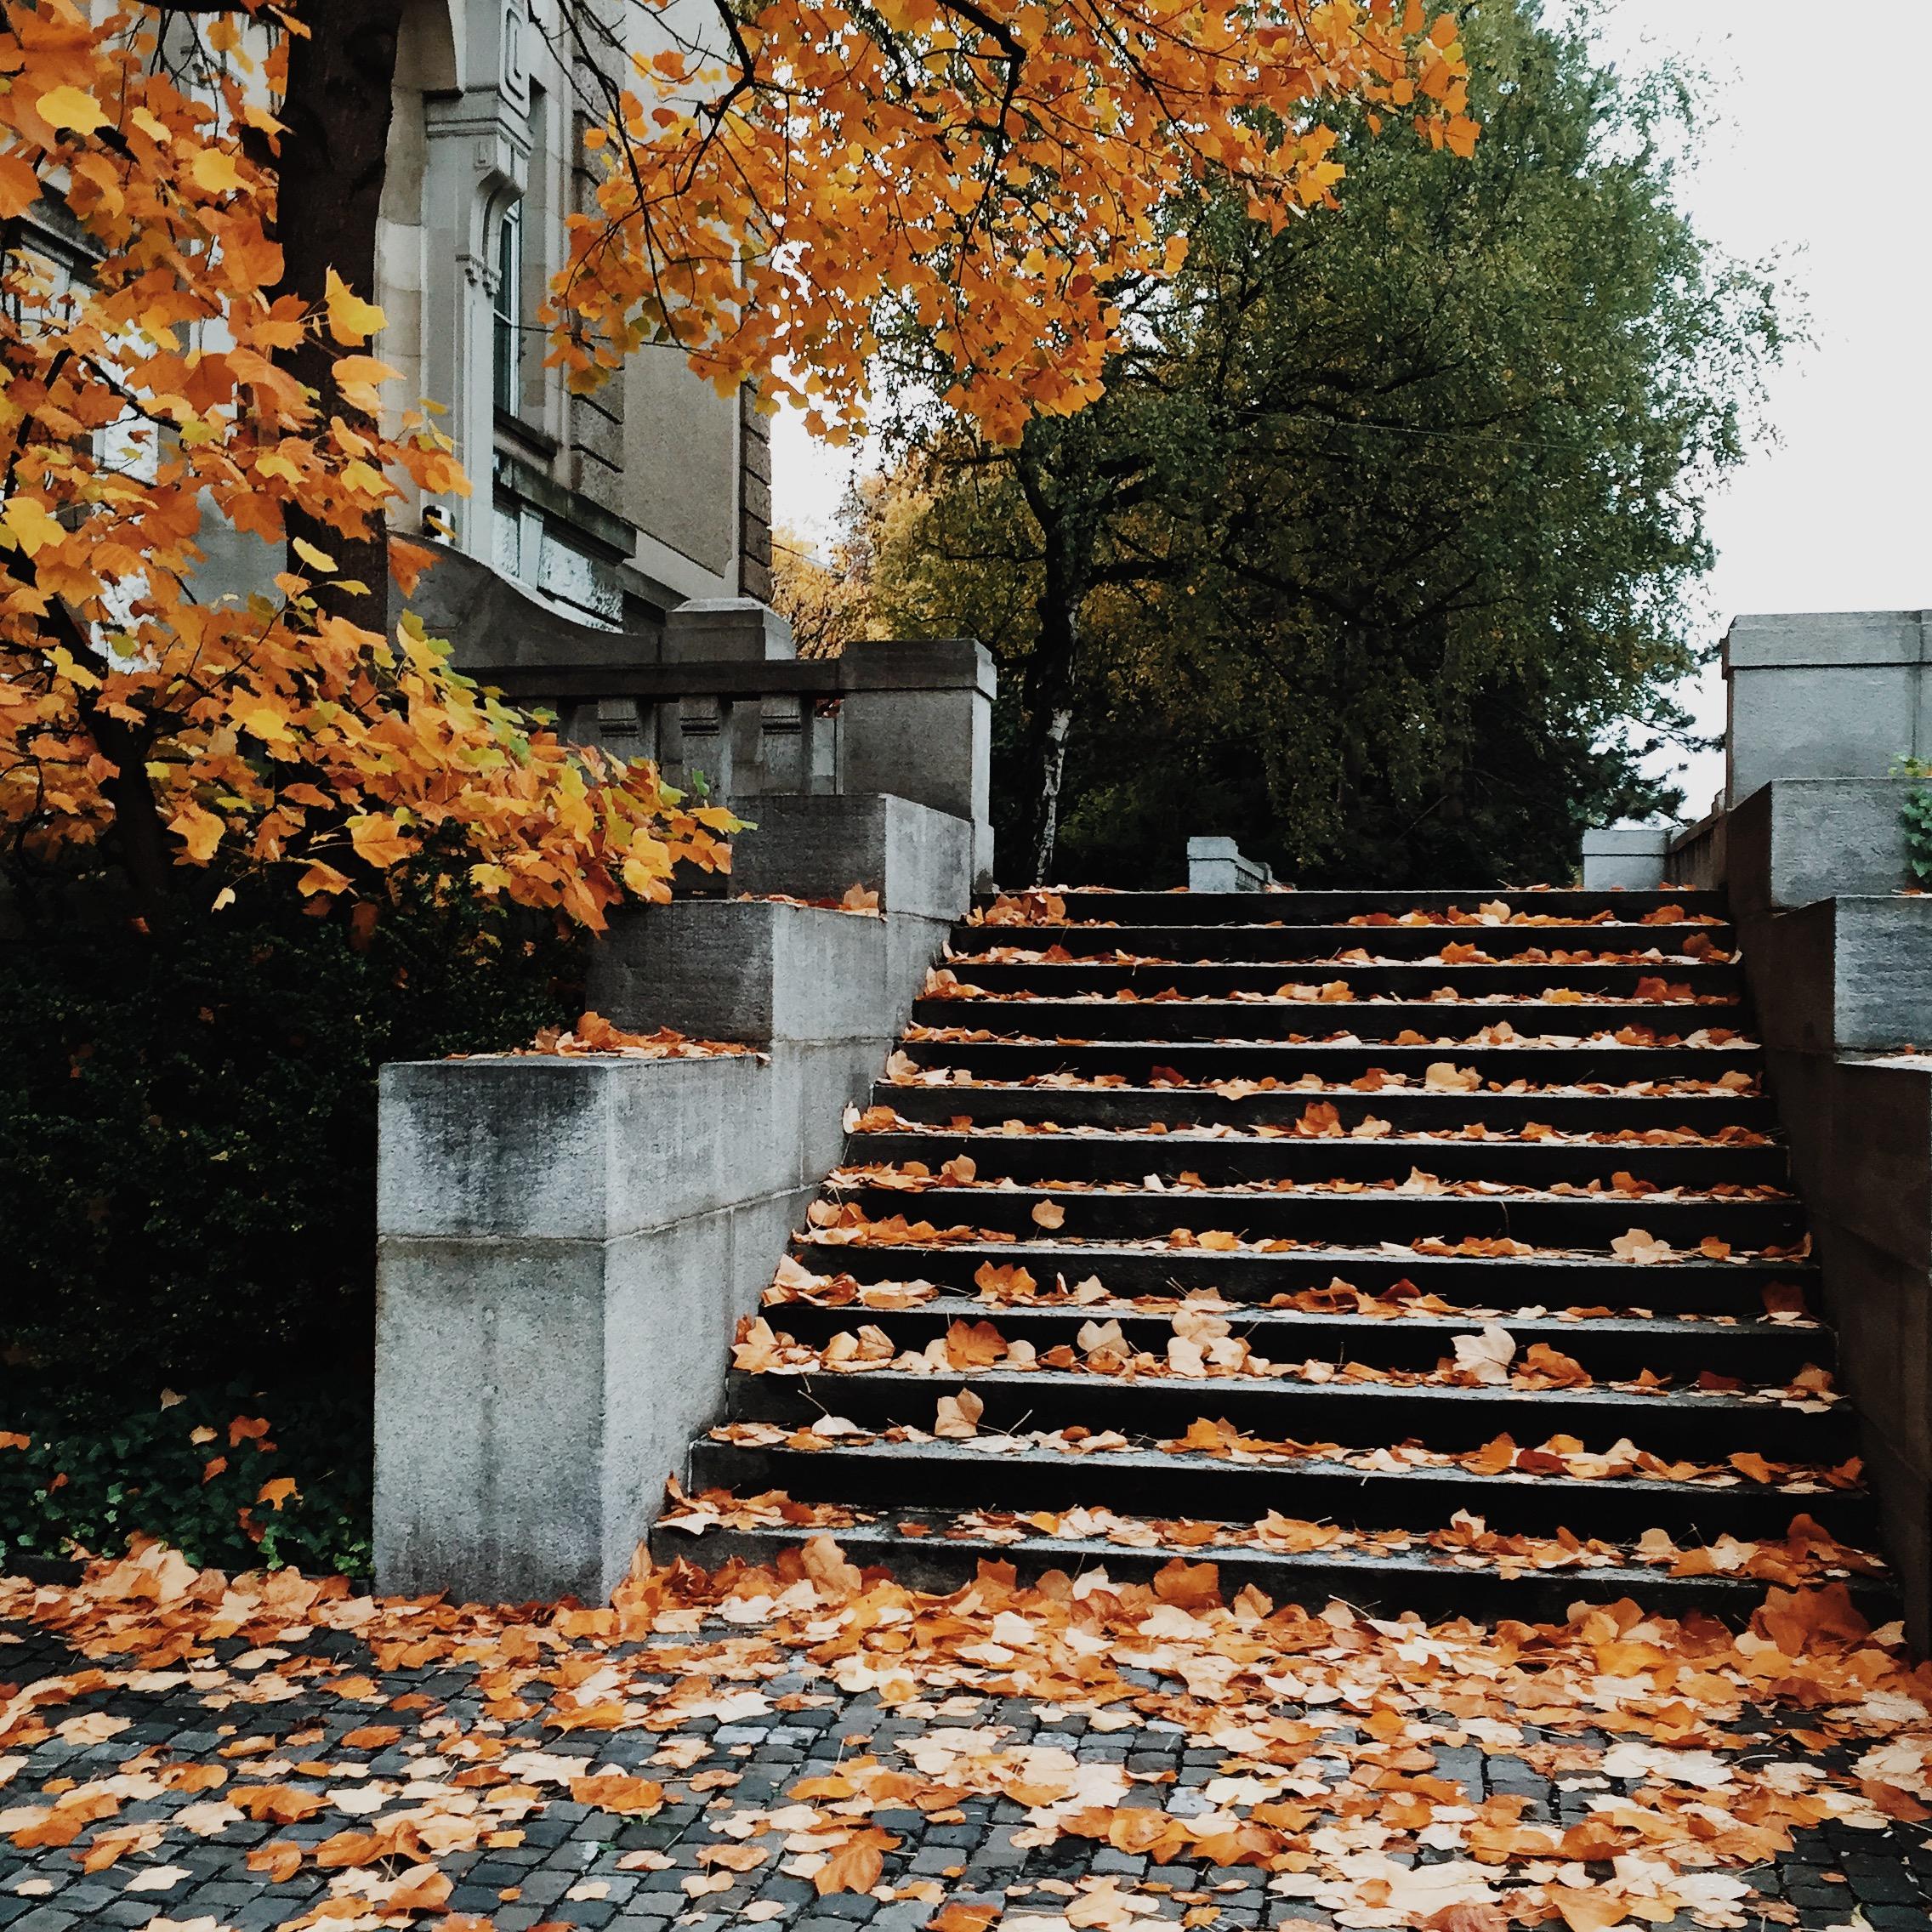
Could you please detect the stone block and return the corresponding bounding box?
[584,899,890,1047]
[1580,825,1673,890]
[1186,836,1272,893]
[725,794,974,922]
[664,598,794,662]
[1725,777,1918,913]
[838,639,996,886]
[1725,610,1932,804]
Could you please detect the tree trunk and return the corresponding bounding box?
[272,0,406,622]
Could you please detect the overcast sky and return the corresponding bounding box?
[770,2,1932,818]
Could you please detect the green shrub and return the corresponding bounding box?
[1895,757,1932,887]
[0,859,581,1387]
[0,1374,372,1577]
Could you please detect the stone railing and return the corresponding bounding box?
[451,589,997,887]
[1588,609,1932,1642]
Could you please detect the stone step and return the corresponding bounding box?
[893,1038,1760,1085]
[755,1296,1833,1382]
[953,921,1736,963]
[912,997,1743,1043]
[688,1430,1875,1546]
[793,1233,1816,1316]
[723,1364,1853,1464]
[845,1128,1790,1190]
[935,960,1745,999]
[870,1082,1780,1137]
[651,1513,1894,1625]
[822,1178,1806,1247]
[968,888,1729,927]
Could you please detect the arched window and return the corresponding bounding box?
[492,196,522,416]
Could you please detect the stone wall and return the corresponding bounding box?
[372,794,972,1603]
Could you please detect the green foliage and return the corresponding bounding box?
[0,855,580,1387]
[866,0,1790,885]
[0,1375,372,1577]
[1892,758,1932,885]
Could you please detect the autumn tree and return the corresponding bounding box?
[859,0,1785,884]
[0,0,1465,927]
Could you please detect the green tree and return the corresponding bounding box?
[865,0,1789,884]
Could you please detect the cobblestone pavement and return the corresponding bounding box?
[5,1577,1932,1932]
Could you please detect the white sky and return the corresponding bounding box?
[771,2,1932,819]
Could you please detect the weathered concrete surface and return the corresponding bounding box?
[1734,884,1932,1644]
[1725,610,1932,806]
[837,639,997,885]
[378,816,971,1603]
[1720,777,1922,915]
[374,1054,809,1604]
[1187,836,1272,893]
[722,793,974,921]
[1580,825,1673,891]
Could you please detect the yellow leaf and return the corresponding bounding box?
[37,86,109,134]
[291,537,337,574]
[190,147,243,195]
[324,266,386,344]
[349,814,412,869]
[3,497,65,558]
[168,803,224,864]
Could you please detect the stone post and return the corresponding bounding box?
[1186,836,1272,892]
[838,639,997,887]
[1725,610,1932,806]
[1580,826,1674,890]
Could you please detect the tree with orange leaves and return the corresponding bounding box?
[0,0,1468,925]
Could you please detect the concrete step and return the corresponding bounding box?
[968,889,1730,927]
[793,1233,1816,1316]
[722,1364,1853,1463]
[844,1128,1790,1190]
[688,1430,1874,1546]
[911,997,1744,1044]
[952,921,1737,963]
[893,1037,1762,1085]
[869,1082,1781,1136]
[935,960,1745,999]
[651,1512,1895,1625]
[756,1295,1833,1382]
[823,1178,1806,1247]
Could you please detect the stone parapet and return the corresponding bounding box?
[373,795,972,1603]
[1186,836,1273,893]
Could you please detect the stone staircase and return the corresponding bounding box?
[656,885,1896,1622]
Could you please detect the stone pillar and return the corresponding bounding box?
[839,639,997,887]
[1186,835,1272,893]
[663,597,795,662]
[1580,825,1673,890]
[1725,610,1932,806]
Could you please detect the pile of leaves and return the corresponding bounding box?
[0,1537,1928,1929]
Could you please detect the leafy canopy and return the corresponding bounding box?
[854,0,1785,884]
[555,0,1475,444]
[0,0,1469,917]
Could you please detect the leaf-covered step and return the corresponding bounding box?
[755,1294,1833,1384]
[965,887,1730,928]
[952,920,1738,963]
[891,1037,1760,1086]
[793,1232,1816,1315]
[689,1429,1874,1545]
[936,960,1744,1000]
[724,1361,1854,1463]
[912,995,1742,1045]
[651,1500,1892,1625]
[870,1081,1780,1137]
[818,1179,1806,1248]
[843,1128,1790,1190]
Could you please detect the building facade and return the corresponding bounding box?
[376,0,772,652]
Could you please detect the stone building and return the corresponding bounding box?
[376,0,772,654]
